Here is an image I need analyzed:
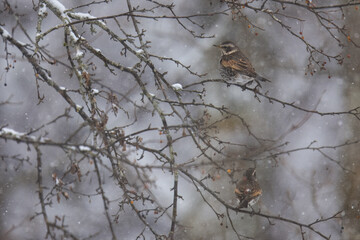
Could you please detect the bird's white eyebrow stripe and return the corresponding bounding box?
[224,49,238,55]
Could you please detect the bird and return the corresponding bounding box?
[235,168,262,209]
[213,41,270,87]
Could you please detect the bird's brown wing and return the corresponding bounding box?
[235,181,262,202]
[221,54,256,77]
[234,181,252,199]
[235,181,262,208]
[249,186,262,199]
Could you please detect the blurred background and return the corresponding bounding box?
[0,0,359,239]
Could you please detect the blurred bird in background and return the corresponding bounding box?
[235,168,262,208]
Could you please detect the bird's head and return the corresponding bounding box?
[213,41,239,55]
[244,168,256,180]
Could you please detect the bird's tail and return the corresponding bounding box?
[255,75,271,82]
[239,200,249,209]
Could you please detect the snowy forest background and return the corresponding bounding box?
[0,0,360,239]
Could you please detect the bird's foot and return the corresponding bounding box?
[240,80,254,90]
[249,206,256,217]
[254,80,263,90]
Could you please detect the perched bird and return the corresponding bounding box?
[235,168,262,208]
[213,41,270,86]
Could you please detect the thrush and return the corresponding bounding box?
[213,41,270,86]
[235,168,262,208]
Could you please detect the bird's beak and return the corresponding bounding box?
[213,44,221,48]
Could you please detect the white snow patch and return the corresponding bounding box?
[72,12,95,19]
[91,89,99,94]
[68,146,76,151]
[171,83,183,91]
[75,48,84,59]
[69,12,106,26]
[0,27,11,38]
[68,30,79,43]
[0,127,51,142]
[79,145,91,151]
[38,3,47,16]
[17,41,27,46]
[47,0,66,17]
[0,127,25,137]
[75,105,83,112]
